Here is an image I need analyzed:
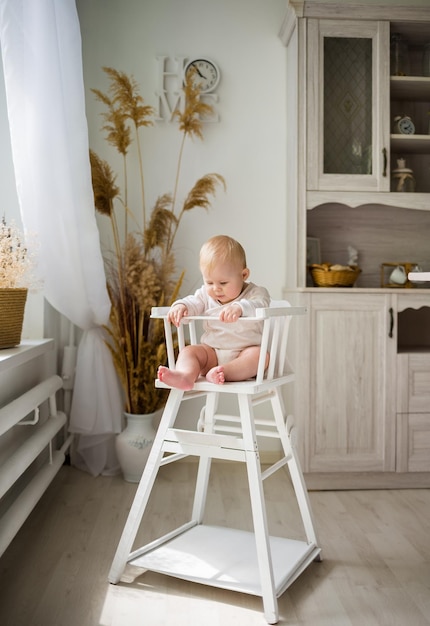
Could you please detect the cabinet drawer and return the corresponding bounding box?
[397,413,430,472]
[397,354,430,413]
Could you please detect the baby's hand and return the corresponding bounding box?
[219,303,242,322]
[167,304,188,327]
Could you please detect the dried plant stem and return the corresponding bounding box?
[110,209,128,317]
[122,154,128,234]
[110,210,122,271]
[171,131,187,215]
[134,124,146,228]
[167,131,187,254]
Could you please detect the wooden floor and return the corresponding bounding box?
[0,462,429,626]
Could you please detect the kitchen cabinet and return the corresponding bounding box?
[280,1,430,290]
[306,18,430,197]
[292,291,430,488]
[307,19,390,193]
[280,1,430,488]
[293,292,396,481]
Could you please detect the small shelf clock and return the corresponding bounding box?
[393,114,416,135]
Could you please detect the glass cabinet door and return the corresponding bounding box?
[307,20,390,191]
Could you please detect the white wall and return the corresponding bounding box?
[76,0,288,299]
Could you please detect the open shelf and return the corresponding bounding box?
[398,306,430,352]
[391,134,430,154]
[390,76,430,100]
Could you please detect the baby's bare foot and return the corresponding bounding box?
[206,365,225,385]
[157,366,195,390]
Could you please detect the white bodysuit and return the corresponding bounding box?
[172,282,271,354]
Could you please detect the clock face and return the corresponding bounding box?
[397,116,415,135]
[185,59,220,93]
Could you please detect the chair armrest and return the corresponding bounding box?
[151,307,171,317]
[151,306,307,321]
[255,306,306,319]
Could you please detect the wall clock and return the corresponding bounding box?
[184,58,220,93]
[393,114,415,135]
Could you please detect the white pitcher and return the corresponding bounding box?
[390,265,407,285]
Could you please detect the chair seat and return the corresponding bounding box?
[155,372,295,395]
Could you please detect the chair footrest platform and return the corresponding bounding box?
[128,524,320,598]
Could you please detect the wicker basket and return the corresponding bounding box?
[309,264,361,288]
[0,288,28,349]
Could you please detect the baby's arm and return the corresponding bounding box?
[167,303,188,327]
[219,285,271,322]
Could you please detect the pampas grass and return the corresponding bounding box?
[91,66,225,414]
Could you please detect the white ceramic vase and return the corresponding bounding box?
[115,410,160,483]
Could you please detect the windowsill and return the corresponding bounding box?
[0,339,54,374]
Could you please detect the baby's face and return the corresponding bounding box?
[201,261,249,304]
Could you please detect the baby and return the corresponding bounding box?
[157,235,270,389]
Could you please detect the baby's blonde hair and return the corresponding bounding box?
[199,235,247,273]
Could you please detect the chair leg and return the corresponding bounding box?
[192,392,219,522]
[108,388,184,584]
[238,394,279,625]
[287,442,320,550]
[270,389,320,549]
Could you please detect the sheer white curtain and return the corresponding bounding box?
[0,0,123,475]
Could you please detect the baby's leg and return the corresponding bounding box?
[206,346,268,384]
[158,344,217,390]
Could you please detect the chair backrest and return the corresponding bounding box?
[151,300,305,384]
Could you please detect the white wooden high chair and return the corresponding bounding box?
[108,301,321,624]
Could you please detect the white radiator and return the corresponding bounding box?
[0,374,71,557]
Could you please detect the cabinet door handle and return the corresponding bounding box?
[382,147,387,177]
[389,307,394,338]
